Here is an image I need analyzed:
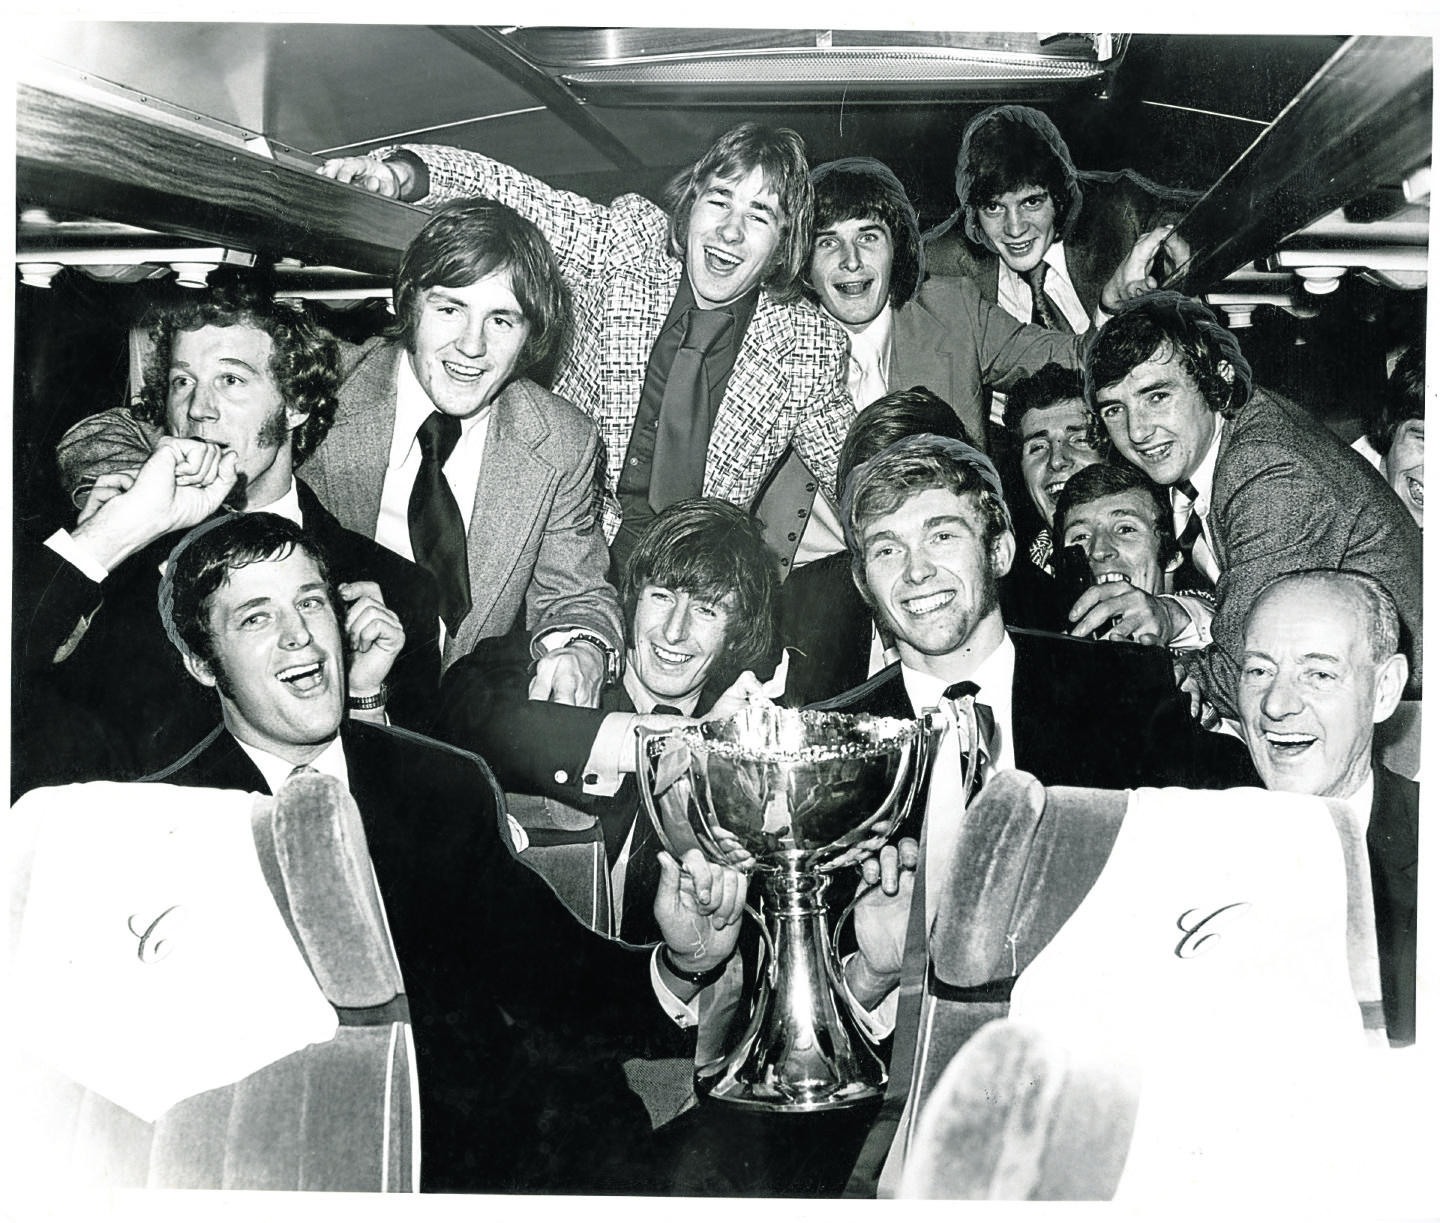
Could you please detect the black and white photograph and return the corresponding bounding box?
[6,16,1435,1215]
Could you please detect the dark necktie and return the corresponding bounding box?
[1025,262,1073,334]
[619,702,683,942]
[649,309,734,512]
[943,680,997,798]
[408,412,472,636]
[1175,478,1204,555]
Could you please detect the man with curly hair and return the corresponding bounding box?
[15,283,441,793]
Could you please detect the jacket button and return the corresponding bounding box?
[787,532,797,541]
[554,769,569,784]
[805,482,816,492]
[797,508,808,518]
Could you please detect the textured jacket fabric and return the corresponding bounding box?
[1185,387,1424,718]
[142,719,691,1193]
[301,338,623,670]
[388,145,856,539]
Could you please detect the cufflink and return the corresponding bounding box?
[583,772,599,786]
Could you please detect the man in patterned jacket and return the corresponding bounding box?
[320,123,855,573]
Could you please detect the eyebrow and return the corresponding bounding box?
[170,357,262,375]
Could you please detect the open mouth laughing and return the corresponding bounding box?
[1261,729,1318,758]
[704,246,744,276]
[1405,475,1423,509]
[276,660,327,694]
[442,359,489,383]
[900,589,956,617]
[832,276,875,298]
[648,642,695,669]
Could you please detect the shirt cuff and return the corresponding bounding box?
[841,952,899,1041]
[1162,593,1215,651]
[44,529,110,585]
[650,946,701,1029]
[583,712,638,796]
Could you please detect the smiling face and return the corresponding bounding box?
[1060,488,1167,595]
[809,215,894,330]
[685,165,785,310]
[628,584,735,705]
[1238,582,1406,799]
[182,549,345,765]
[1095,350,1225,487]
[166,324,306,509]
[408,272,532,419]
[1385,418,1424,528]
[857,487,1014,677]
[1017,398,1102,523]
[977,184,1058,275]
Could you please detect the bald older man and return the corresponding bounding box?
[1236,569,1416,1045]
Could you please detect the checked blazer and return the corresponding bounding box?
[385,144,857,537]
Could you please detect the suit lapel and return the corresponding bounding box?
[889,296,957,396]
[451,380,554,659]
[705,295,793,497]
[327,341,402,536]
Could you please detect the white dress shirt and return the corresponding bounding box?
[375,354,491,562]
[1171,420,1224,586]
[995,241,1093,335]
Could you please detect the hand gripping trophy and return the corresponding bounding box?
[637,703,938,1111]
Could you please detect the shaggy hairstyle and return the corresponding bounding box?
[1052,461,1179,571]
[1251,569,1402,664]
[161,513,342,693]
[846,438,1012,577]
[134,282,340,465]
[1085,291,1254,422]
[808,158,925,309]
[963,111,1075,240]
[391,198,571,384]
[1002,363,1091,436]
[835,386,974,500]
[619,498,779,689]
[1366,342,1425,454]
[663,123,814,304]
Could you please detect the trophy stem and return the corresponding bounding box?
[696,858,887,1111]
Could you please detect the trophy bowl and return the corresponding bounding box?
[637,704,936,1112]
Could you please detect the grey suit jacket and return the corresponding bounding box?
[301,338,623,670]
[889,275,1087,447]
[1187,387,1424,717]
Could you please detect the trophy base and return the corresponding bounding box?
[694,1063,885,1113]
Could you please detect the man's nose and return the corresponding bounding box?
[1087,529,1116,562]
[188,381,220,421]
[277,608,314,650]
[455,317,486,358]
[1048,446,1074,474]
[1259,675,1304,721]
[1003,204,1026,236]
[663,597,691,643]
[1126,405,1155,445]
[904,546,937,584]
[718,209,744,244]
[839,239,862,271]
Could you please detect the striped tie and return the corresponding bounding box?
[1175,479,1204,556]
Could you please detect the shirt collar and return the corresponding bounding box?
[849,303,894,379]
[998,240,1070,293]
[900,633,1016,770]
[669,274,761,338]
[391,350,488,468]
[244,478,303,526]
[233,733,350,797]
[1182,417,1225,511]
[1338,769,1375,836]
[621,658,703,717]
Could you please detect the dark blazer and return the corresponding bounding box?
[811,628,1259,794]
[1185,387,1424,718]
[436,630,740,945]
[301,338,624,671]
[11,483,441,795]
[779,551,1071,709]
[142,719,690,1193]
[1370,763,1418,1046]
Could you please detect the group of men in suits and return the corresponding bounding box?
[11,102,1423,1195]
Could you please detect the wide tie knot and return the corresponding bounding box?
[415,411,461,466]
[1024,262,1048,295]
[680,308,733,354]
[942,679,997,766]
[1175,478,1201,507]
[649,703,684,717]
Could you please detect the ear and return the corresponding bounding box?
[991,528,1016,579]
[182,650,219,690]
[1216,359,1235,386]
[284,406,310,433]
[1372,653,1409,724]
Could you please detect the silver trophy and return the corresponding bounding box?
[637,704,936,1112]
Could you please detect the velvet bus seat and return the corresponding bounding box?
[895,772,1389,1201]
[4,774,416,1191]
